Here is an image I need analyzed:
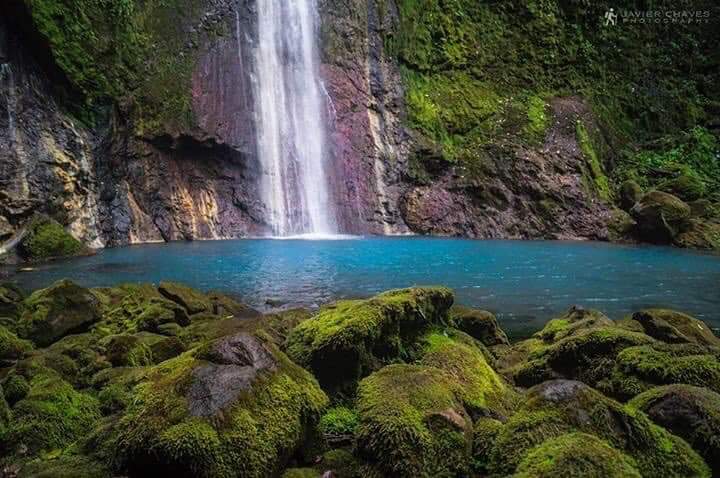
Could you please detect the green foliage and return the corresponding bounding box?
[20,219,84,260]
[620,127,720,202]
[318,406,358,442]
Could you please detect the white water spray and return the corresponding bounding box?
[252,0,335,236]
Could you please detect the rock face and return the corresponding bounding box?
[0,0,668,250]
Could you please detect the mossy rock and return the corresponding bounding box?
[620,180,643,211]
[506,314,654,388]
[607,209,636,241]
[317,449,359,478]
[285,287,453,396]
[626,309,720,346]
[450,305,509,347]
[0,282,24,318]
[630,191,691,243]
[159,281,213,315]
[419,332,518,420]
[0,325,33,363]
[659,170,707,202]
[629,384,720,475]
[471,417,503,476]
[2,373,30,406]
[513,432,641,478]
[675,219,720,250]
[355,364,473,477]
[486,380,710,477]
[1,367,101,456]
[17,217,87,261]
[17,280,102,347]
[206,291,261,319]
[281,469,318,478]
[104,332,185,367]
[113,330,328,477]
[93,283,190,334]
[16,454,110,478]
[604,343,720,399]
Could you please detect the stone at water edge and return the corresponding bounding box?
[628,308,720,346]
[630,190,691,243]
[285,287,454,396]
[449,305,509,347]
[17,279,102,347]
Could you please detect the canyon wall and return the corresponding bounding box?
[0,0,717,249]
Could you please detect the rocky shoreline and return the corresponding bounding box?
[0,280,718,477]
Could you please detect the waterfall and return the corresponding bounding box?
[252,0,336,236]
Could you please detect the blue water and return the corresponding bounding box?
[5,238,720,337]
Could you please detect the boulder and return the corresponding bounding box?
[450,305,509,347]
[285,287,453,395]
[114,330,328,477]
[514,433,641,478]
[629,384,720,475]
[355,364,473,477]
[104,332,185,367]
[0,326,32,364]
[605,342,720,399]
[627,309,720,346]
[630,191,691,243]
[620,180,642,210]
[1,366,101,455]
[675,219,720,250]
[0,282,24,317]
[17,280,102,346]
[159,281,212,315]
[501,308,653,388]
[486,380,709,477]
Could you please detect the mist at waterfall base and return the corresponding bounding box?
[9,238,720,338]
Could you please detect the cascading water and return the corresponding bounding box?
[252,0,336,237]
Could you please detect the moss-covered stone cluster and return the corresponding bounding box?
[1,281,718,477]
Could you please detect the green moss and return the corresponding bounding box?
[2,368,101,455]
[628,384,720,474]
[0,325,33,361]
[285,287,453,396]
[159,281,212,315]
[2,373,30,405]
[524,94,549,144]
[576,120,612,202]
[511,326,654,388]
[355,364,472,477]
[319,449,358,478]
[281,469,318,478]
[449,305,508,347]
[114,339,328,478]
[471,417,503,475]
[18,280,102,347]
[607,343,720,398]
[16,454,111,478]
[420,332,518,418]
[514,433,641,478]
[19,218,84,261]
[487,380,710,477]
[318,406,358,444]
